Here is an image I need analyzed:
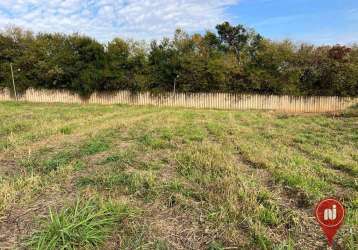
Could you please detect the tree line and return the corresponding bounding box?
[0,22,357,97]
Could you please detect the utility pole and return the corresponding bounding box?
[10,63,17,100]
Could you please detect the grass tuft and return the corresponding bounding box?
[80,137,110,156]
[26,199,134,250]
[59,126,73,135]
[43,151,74,173]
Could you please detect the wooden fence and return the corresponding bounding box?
[0,88,357,112]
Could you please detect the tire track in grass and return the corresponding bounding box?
[170,113,289,248]
[206,112,322,207]
[117,111,214,249]
[288,142,357,185]
[1,105,356,249]
[0,109,161,178]
[209,129,326,248]
[0,110,170,249]
[228,137,352,249]
[76,113,213,249]
[203,112,351,249]
[7,112,186,249]
[255,120,357,247]
[174,142,254,248]
[272,114,357,184]
[234,136,358,249]
[0,105,157,155]
[233,151,327,249]
[223,114,356,249]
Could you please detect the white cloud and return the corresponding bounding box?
[0,0,240,42]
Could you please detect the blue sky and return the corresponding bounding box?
[0,0,357,44]
[230,0,358,45]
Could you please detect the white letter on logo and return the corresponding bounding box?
[324,205,337,221]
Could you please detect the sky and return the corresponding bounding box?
[0,0,357,45]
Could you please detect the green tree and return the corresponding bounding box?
[0,27,35,93]
[103,38,148,92]
[299,45,358,96]
[216,22,262,64]
[148,37,179,92]
[0,25,357,97]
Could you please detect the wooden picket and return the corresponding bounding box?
[0,88,357,112]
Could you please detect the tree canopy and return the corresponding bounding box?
[0,23,357,96]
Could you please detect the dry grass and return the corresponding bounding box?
[0,101,357,249]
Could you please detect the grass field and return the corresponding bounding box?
[0,101,357,249]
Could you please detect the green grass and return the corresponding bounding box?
[0,101,356,250]
[26,199,135,250]
[80,137,110,156]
